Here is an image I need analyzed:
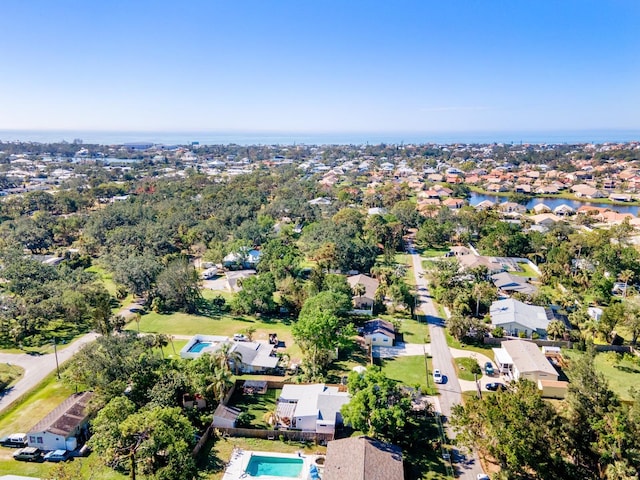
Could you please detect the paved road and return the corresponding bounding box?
[408,242,485,479]
[0,332,100,417]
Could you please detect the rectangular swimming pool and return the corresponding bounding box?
[245,455,303,478]
[188,341,212,353]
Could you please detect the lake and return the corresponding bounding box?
[468,192,640,216]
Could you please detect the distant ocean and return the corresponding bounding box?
[0,129,639,146]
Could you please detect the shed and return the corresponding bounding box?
[212,404,241,429]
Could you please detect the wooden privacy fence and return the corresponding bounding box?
[215,427,334,444]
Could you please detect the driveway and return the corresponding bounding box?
[450,347,501,392]
[373,342,430,358]
[0,332,100,417]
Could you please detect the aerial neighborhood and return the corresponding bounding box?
[0,139,639,479]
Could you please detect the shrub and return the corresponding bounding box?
[492,326,504,338]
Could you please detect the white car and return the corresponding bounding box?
[477,475,490,480]
[433,369,443,384]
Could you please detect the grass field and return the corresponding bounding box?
[378,355,437,394]
[511,261,539,278]
[564,349,640,402]
[227,388,281,429]
[125,311,302,361]
[0,363,24,388]
[454,357,481,382]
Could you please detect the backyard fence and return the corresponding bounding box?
[215,427,334,444]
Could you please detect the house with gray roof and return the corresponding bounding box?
[324,436,404,480]
[276,384,350,435]
[491,272,537,296]
[490,298,551,338]
[492,339,558,383]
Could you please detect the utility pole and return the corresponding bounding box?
[53,338,60,379]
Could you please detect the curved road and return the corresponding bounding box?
[409,243,485,479]
[0,333,100,417]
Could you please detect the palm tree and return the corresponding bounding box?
[546,320,566,341]
[262,409,278,427]
[214,341,243,374]
[618,269,634,298]
[207,366,233,403]
[155,334,169,358]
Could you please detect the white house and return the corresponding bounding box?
[27,392,93,451]
[490,298,551,338]
[361,319,396,347]
[492,340,558,383]
[180,335,279,373]
[276,384,350,435]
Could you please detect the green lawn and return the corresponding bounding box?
[86,264,118,296]
[125,311,302,361]
[564,349,640,402]
[227,388,281,429]
[454,357,481,382]
[420,248,450,258]
[445,330,495,359]
[378,355,437,394]
[0,373,74,437]
[0,456,127,480]
[511,261,539,278]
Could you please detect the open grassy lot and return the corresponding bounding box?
[0,374,74,437]
[420,248,450,258]
[125,311,302,361]
[564,349,640,402]
[0,363,24,388]
[0,456,127,479]
[377,355,437,394]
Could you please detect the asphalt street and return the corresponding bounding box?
[409,243,485,479]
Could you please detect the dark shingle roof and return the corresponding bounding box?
[28,391,93,437]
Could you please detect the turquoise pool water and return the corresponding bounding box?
[245,455,303,477]
[188,341,212,353]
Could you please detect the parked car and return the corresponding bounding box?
[44,449,72,462]
[433,369,443,384]
[484,362,494,376]
[0,433,28,448]
[13,447,42,462]
[486,382,506,391]
[477,474,490,480]
[233,333,248,342]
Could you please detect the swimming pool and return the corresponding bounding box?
[245,455,303,477]
[188,341,212,353]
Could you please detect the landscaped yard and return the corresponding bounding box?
[564,349,640,402]
[511,261,539,278]
[227,387,281,429]
[377,355,437,394]
[125,311,302,360]
[454,357,481,382]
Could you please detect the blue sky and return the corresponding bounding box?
[1,0,639,133]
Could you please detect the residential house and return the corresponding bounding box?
[553,204,575,216]
[180,335,279,373]
[474,199,495,210]
[490,298,551,338]
[222,248,261,269]
[361,319,396,346]
[491,272,537,296]
[498,202,527,215]
[529,213,562,227]
[324,436,404,480]
[347,274,380,314]
[492,340,559,383]
[27,392,93,451]
[276,384,350,435]
[458,254,504,274]
[442,197,464,209]
[531,203,552,214]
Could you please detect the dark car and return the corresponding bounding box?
[44,449,72,462]
[13,447,43,462]
[484,362,495,376]
[485,382,506,391]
